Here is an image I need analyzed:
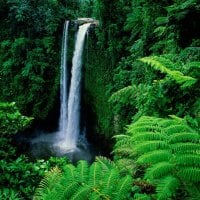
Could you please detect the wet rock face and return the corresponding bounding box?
[75,18,99,26]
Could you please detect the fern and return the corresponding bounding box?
[156,176,180,200]
[76,160,89,183]
[175,154,200,167]
[101,169,119,196]
[33,167,62,200]
[136,150,172,165]
[168,132,199,143]
[145,162,174,180]
[89,161,103,186]
[139,56,197,88]
[132,132,167,141]
[178,167,200,182]
[113,176,132,200]
[134,193,151,200]
[70,185,91,200]
[34,158,132,200]
[134,140,169,154]
[114,116,200,199]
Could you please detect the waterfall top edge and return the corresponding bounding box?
[75,18,99,26]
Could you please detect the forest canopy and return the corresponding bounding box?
[0,0,199,199]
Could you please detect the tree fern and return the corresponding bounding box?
[114,116,200,199]
[101,169,119,196]
[175,154,200,167]
[168,132,199,143]
[70,185,91,200]
[133,140,169,154]
[33,167,62,200]
[156,176,180,200]
[76,160,89,183]
[113,176,132,200]
[178,167,200,182]
[133,193,151,200]
[89,161,103,187]
[136,150,172,165]
[34,158,132,200]
[139,56,197,88]
[144,162,174,180]
[132,132,167,141]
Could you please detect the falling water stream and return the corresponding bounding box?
[58,21,69,139]
[57,22,91,151]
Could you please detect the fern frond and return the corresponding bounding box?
[113,175,132,200]
[115,158,136,174]
[134,193,151,200]
[169,132,199,143]
[139,56,197,88]
[89,192,101,200]
[70,185,91,200]
[62,164,77,182]
[76,160,89,183]
[58,182,79,200]
[95,156,116,170]
[34,167,62,200]
[158,119,181,128]
[136,150,172,165]
[113,146,135,157]
[165,124,193,135]
[156,176,180,200]
[128,125,162,133]
[89,162,103,186]
[185,185,200,200]
[145,162,174,180]
[178,167,200,182]
[171,143,200,153]
[175,154,200,167]
[184,61,200,69]
[114,137,133,148]
[113,134,130,139]
[134,141,169,154]
[101,169,119,195]
[132,132,167,142]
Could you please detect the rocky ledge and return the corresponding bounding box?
[75,18,99,26]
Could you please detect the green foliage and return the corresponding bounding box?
[139,56,197,89]
[0,0,79,121]
[110,54,200,131]
[0,102,32,159]
[0,156,69,200]
[0,102,32,135]
[34,158,132,200]
[114,116,200,199]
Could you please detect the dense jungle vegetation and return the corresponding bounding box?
[0,0,199,199]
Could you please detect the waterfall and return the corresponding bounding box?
[27,21,95,162]
[58,22,91,150]
[64,23,91,148]
[58,21,69,139]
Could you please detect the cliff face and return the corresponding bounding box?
[75,18,99,26]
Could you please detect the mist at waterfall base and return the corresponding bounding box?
[17,22,98,163]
